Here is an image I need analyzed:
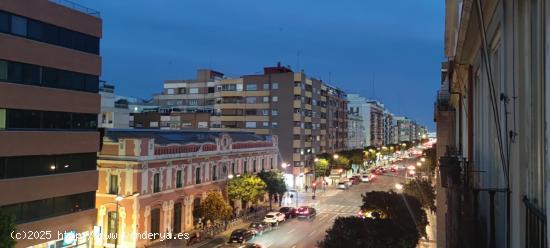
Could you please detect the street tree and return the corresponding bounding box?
[403,179,436,211]
[0,211,16,248]
[314,158,330,177]
[361,191,428,240]
[227,174,267,208]
[257,171,287,209]
[200,191,232,223]
[318,216,420,248]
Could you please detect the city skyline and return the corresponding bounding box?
[78,0,444,130]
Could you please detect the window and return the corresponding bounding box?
[107,211,117,244]
[263,122,269,127]
[272,83,279,89]
[150,209,161,239]
[246,97,257,104]
[11,15,27,36]
[272,96,279,102]
[173,202,182,233]
[208,87,215,93]
[0,60,6,81]
[270,158,273,169]
[263,83,269,90]
[212,165,217,181]
[272,122,278,128]
[271,109,278,116]
[0,153,97,179]
[243,161,248,173]
[189,88,199,94]
[253,160,257,172]
[176,170,182,188]
[263,97,269,103]
[245,122,256,128]
[261,110,269,116]
[245,84,257,91]
[109,175,118,194]
[27,20,42,40]
[198,122,208,128]
[153,173,160,193]
[195,167,201,184]
[188,99,199,106]
[0,192,94,224]
[261,159,265,170]
[167,89,175,94]
[178,88,187,94]
[0,11,9,32]
[231,163,235,175]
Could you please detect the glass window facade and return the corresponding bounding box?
[4,109,97,130]
[0,153,97,179]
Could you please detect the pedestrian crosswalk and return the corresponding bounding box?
[313,204,360,214]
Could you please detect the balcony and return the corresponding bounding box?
[523,196,547,248]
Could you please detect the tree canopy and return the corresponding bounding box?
[361,191,428,240]
[227,174,267,205]
[314,158,330,178]
[200,191,232,223]
[257,171,287,209]
[403,179,436,211]
[0,211,16,248]
[318,216,420,248]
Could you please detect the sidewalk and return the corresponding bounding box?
[417,208,437,247]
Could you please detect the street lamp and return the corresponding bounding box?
[420,157,426,162]
[395,183,404,191]
[416,162,422,167]
[333,154,339,159]
[113,193,139,248]
[314,158,319,162]
[228,174,234,179]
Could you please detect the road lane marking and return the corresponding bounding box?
[287,227,296,234]
[308,230,317,236]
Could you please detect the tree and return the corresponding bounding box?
[314,158,330,178]
[361,191,428,240]
[200,191,232,223]
[257,171,287,210]
[0,211,16,248]
[318,216,419,248]
[403,179,436,211]
[227,174,267,208]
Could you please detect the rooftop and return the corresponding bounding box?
[49,0,100,17]
[103,129,273,145]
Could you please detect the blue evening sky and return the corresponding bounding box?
[79,0,444,130]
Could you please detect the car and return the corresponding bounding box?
[337,182,348,189]
[296,206,316,219]
[344,180,353,187]
[248,221,271,235]
[360,175,370,182]
[228,229,255,243]
[279,207,297,219]
[263,212,285,224]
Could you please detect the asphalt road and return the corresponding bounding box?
[239,169,408,248]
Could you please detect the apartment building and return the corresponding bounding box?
[99,82,131,129]
[367,100,385,147]
[153,69,222,113]
[382,111,394,145]
[325,84,348,153]
[347,107,365,149]
[436,1,549,247]
[133,111,210,130]
[96,130,278,247]
[0,1,101,247]
[347,94,370,146]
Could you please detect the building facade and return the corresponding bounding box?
[367,100,385,147]
[347,106,365,149]
[99,82,131,129]
[382,111,394,145]
[436,0,549,247]
[133,111,210,130]
[347,94,371,146]
[96,130,278,247]
[0,1,101,247]
[153,69,222,113]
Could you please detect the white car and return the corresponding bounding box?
[264,212,285,224]
[344,180,353,187]
[360,175,370,182]
[337,182,348,189]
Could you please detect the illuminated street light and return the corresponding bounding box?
[228,174,234,179]
[115,195,123,202]
[314,158,319,162]
[281,162,289,168]
[416,162,422,167]
[407,165,416,170]
[333,154,339,159]
[395,183,404,190]
[420,157,426,162]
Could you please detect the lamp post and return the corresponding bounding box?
[113,193,139,248]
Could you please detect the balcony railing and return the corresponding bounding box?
[523,196,547,248]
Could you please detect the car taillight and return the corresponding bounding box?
[304,210,309,214]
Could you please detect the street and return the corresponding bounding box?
[194,168,408,248]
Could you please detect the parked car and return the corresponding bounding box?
[337,182,348,189]
[263,212,285,224]
[228,229,255,243]
[360,174,370,182]
[344,180,353,187]
[279,207,297,219]
[248,222,271,235]
[296,206,317,219]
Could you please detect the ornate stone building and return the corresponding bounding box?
[95,130,278,247]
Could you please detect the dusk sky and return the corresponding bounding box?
[79,0,444,130]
